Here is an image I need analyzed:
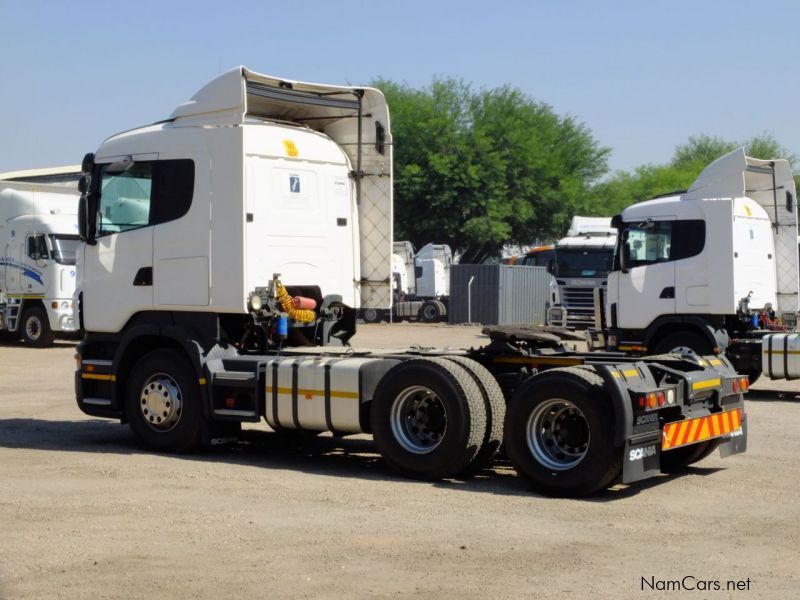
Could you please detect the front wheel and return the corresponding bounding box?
[21,306,55,347]
[125,349,204,452]
[504,367,621,497]
[418,301,442,323]
[653,331,713,356]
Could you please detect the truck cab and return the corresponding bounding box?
[0,180,80,345]
[598,148,799,379]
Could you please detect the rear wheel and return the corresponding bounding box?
[504,367,621,496]
[442,356,505,473]
[21,306,55,347]
[362,308,382,323]
[661,439,721,472]
[371,357,486,480]
[125,349,203,452]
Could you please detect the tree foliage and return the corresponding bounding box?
[374,78,609,262]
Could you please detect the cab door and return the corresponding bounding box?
[82,155,156,332]
[614,219,676,329]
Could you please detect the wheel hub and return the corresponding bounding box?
[527,399,590,471]
[26,316,42,340]
[139,374,183,432]
[390,385,447,454]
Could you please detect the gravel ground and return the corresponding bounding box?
[1,323,798,599]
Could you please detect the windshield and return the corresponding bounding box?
[48,234,81,265]
[555,248,614,278]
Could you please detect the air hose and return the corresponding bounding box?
[276,282,316,323]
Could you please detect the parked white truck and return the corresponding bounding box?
[0,174,81,345]
[73,67,750,496]
[547,216,616,329]
[592,148,799,383]
[364,241,451,322]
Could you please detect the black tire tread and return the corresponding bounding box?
[371,356,487,480]
[443,355,506,473]
[21,306,55,347]
[505,366,622,496]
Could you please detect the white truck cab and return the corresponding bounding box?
[0,179,80,345]
[548,216,616,329]
[598,148,799,381]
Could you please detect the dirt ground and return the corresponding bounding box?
[1,323,799,599]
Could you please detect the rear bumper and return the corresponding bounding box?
[622,403,747,484]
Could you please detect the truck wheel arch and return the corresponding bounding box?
[644,317,727,355]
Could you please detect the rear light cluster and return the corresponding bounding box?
[732,377,749,393]
[636,389,675,410]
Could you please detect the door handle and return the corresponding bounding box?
[659,287,675,299]
[133,267,153,286]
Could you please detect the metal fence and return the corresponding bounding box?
[448,264,552,325]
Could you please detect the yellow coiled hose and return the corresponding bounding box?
[276,282,316,323]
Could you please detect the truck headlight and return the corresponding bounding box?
[249,293,262,311]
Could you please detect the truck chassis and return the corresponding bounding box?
[75,323,747,497]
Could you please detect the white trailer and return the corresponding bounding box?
[73,67,750,497]
[0,178,80,345]
[594,148,800,382]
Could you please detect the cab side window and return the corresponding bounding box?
[96,159,194,237]
[621,220,705,268]
[26,234,48,260]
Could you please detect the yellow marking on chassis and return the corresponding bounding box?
[266,386,359,399]
[81,373,116,382]
[691,378,721,391]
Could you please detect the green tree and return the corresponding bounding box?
[374,78,609,262]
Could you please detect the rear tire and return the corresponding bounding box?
[371,357,486,480]
[661,439,721,472]
[504,367,621,497]
[362,308,382,323]
[125,349,204,453]
[21,306,55,347]
[442,356,505,473]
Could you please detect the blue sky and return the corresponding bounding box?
[1,0,798,174]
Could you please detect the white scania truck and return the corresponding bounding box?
[547,216,616,329]
[0,174,81,345]
[592,149,799,383]
[73,67,750,496]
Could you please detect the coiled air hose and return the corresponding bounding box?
[276,282,316,323]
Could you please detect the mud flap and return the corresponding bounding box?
[719,413,747,458]
[622,431,662,484]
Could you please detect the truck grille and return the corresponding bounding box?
[561,286,595,328]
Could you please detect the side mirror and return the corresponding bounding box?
[78,175,89,194]
[78,194,96,245]
[619,230,630,273]
[81,152,95,173]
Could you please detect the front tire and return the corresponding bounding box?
[21,306,55,347]
[419,301,442,323]
[125,349,203,452]
[371,357,487,480]
[504,367,621,497]
[653,331,713,356]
